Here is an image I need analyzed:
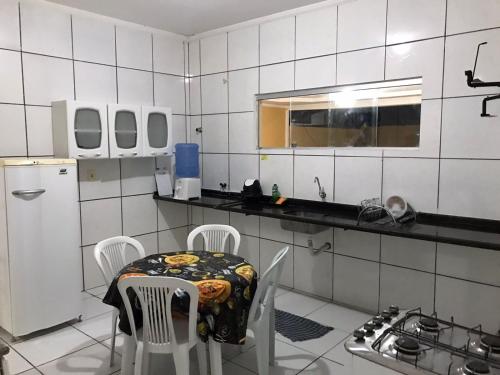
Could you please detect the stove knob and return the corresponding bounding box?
[364,322,375,336]
[372,316,384,328]
[381,310,392,321]
[389,305,400,315]
[353,329,365,342]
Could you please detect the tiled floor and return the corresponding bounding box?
[0,288,388,375]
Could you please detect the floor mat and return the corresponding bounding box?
[275,309,334,342]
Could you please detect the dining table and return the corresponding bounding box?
[103,250,258,375]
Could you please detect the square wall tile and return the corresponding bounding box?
[295,55,336,90]
[0,50,23,104]
[385,38,444,99]
[74,62,117,103]
[294,228,333,251]
[334,228,380,262]
[380,264,435,314]
[26,106,53,156]
[202,114,228,153]
[338,0,386,52]
[293,155,334,202]
[228,68,258,113]
[435,276,500,333]
[204,208,229,225]
[334,255,379,312]
[201,73,228,114]
[294,246,333,299]
[23,53,74,106]
[228,25,259,70]
[441,96,500,159]
[158,200,188,231]
[260,239,293,288]
[153,34,184,76]
[116,25,152,71]
[188,40,200,77]
[122,194,157,236]
[337,48,385,85]
[200,33,227,75]
[259,216,293,244]
[190,206,203,225]
[229,154,259,192]
[0,104,26,157]
[381,236,435,273]
[444,29,500,97]
[229,212,259,237]
[81,198,122,245]
[202,153,228,190]
[296,6,337,59]
[82,245,105,290]
[335,157,382,205]
[154,73,186,114]
[117,68,153,105]
[382,158,439,213]
[78,159,120,201]
[0,0,20,50]
[386,0,446,44]
[259,62,294,93]
[229,112,258,154]
[72,14,115,65]
[189,76,201,115]
[437,244,500,287]
[259,154,293,196]
[259,16,295,65]
[120,157,156,196]
[237,235,260,274]
[187,116,202,151]
[172,115,187,146]
[20,0,72,58]
[384,99,442,158]
[159,227,188,253]
[439,159,500,220]
[446,0,500,35]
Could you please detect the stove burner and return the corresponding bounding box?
[480,335,500,354]
[417,317,439,332]
[464,360,490,375]
[394,336,420,355]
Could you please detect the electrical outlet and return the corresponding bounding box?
[87,169,97,181]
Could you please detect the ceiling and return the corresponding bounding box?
[47,0,329,36]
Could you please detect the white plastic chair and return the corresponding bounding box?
[118,276,207,375]
[187,224,241,255]
[246,246,290,375]
[94,236,146,366]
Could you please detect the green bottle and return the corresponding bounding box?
[272,184,281,202]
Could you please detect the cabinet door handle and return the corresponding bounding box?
[95,153,101,157]
[132,152,138,156]
[12,189,46,196]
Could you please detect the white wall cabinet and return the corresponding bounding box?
[52,100,109,159]
[142,105,173,156]
[108,104,142,158]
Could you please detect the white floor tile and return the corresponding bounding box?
[2,345,33,374]
[275,292,327,317]
[12,326,95,366]
[81,295,114,321]
[323,340,354,367]
[306,303,372,333]
[86,286,108,298]
[101,335,125,356]
[300,356,351,375]
[223,361,256,375]
[276,327,349,357]
[37,343,120,375]
[16,369,41,375]
[73,312,114,342]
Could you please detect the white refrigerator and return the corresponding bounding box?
[0,159,82,337]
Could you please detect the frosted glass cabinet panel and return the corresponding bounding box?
[142,106,173,156]
[52,100,109,159]
[108,104,142,158]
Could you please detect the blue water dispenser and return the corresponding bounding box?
[174,143,201,200]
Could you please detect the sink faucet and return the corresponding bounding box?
[314,177,326,201]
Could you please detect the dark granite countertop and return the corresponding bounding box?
[154,190,500,251]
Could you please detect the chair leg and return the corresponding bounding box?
[269,301,276,365]
[196,342,208,375]
[255,318,270,375]
[172,349,190,375]
[134,343,143,375]
[110,309,119,367]
[208,337,223,375]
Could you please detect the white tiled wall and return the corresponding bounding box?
[186,0,500,330]
[0,0,190,290]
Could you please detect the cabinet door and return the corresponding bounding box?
[142,106,173,156]
[108,104,142,158]
[67,101,109,159]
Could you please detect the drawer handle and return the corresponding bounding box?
[12,189,46,196]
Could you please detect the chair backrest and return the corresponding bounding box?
[117,276,199,351]
[187,224,241,255]
[94,236,146,286]
[248,246,289,324]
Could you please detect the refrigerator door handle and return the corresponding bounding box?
[12,189,46,196]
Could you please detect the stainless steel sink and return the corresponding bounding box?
[280,210,330,234]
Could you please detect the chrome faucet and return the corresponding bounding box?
[314,177,326,201]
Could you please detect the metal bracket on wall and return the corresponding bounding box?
[464,42,500,117]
